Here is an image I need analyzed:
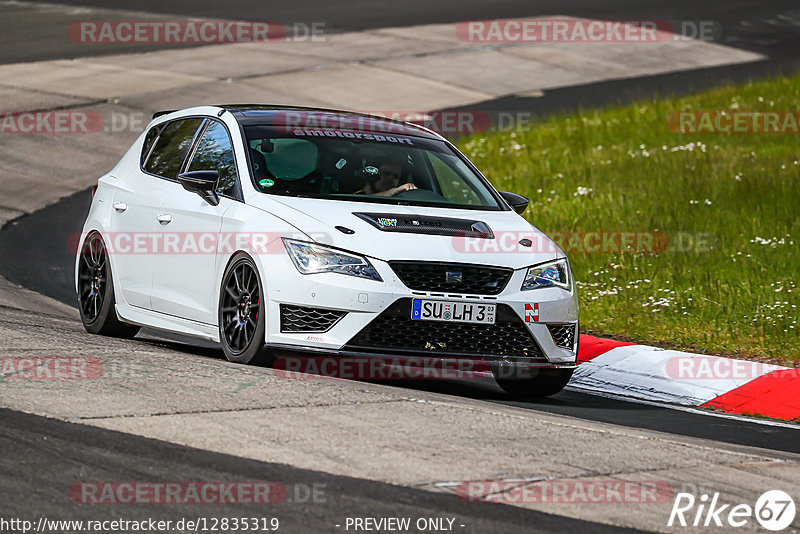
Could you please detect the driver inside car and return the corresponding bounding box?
[356,161,418,197]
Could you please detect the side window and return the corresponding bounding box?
[143,118,204,179]
[140,126,161,165]
[187,121,238,197]
[428,152,483,205]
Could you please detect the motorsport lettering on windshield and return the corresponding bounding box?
[292,129,415,145]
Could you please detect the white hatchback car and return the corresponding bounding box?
[76,105,578,397]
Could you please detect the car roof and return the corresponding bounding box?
[216,105,446,141]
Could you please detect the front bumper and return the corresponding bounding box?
[266,343,577,382]
[262,253,579,366]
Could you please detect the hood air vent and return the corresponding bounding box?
[353,212,493,238]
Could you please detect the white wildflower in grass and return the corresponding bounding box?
[751,235,791,247]
[628,145,652,158]
[574,186,593,197]
[642,295,676,308]
[668,141,707,153]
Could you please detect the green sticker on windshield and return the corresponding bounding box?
[259,178,275,188]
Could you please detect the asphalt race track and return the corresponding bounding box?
[3,0,800,118]
[2,409,651,534]
[4,0,800,63]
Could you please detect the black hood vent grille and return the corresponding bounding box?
[353,212,493,238]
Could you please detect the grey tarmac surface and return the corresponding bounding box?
[0,409,647,534]
[3,0,800,64]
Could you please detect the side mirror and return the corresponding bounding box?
[500,191,529,215]
[178,170,220,206]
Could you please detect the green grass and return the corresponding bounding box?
[457,73,800,364]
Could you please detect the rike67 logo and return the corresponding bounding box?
[668,490,796,531]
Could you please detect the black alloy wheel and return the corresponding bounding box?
[77,232,140,338]
[219,254,272,365]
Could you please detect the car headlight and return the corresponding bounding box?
[283,239,382,281]
[521,258,571,290]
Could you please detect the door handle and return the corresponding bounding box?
[113,202,128,213]
[157,214,173,225]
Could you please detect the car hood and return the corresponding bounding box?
[246,195,563,270]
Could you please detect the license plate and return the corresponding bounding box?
[411,299,496,324]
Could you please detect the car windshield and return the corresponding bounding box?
[243,125,503,210]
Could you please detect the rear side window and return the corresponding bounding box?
[186,121,238,197]
[143,118,204,179]
[140,126,161,165]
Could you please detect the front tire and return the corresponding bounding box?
[496,368,574,398]
[219,254,273,365]
[77,232,140,338]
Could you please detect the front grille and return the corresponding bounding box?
[548,324,576,349]
[344,299,545,361]
[280,305,346,333]
[390,261,513,295]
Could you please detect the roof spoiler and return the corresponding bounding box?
[152,110,177,119]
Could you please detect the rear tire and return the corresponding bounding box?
[496,368,574,398]
[218,253,273,365]
[77,232,140,338]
